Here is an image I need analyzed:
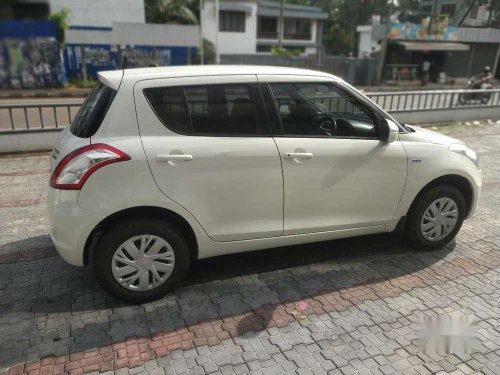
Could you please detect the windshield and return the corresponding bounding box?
[70,82,116,138]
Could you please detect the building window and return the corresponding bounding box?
[421,5,432,13]
[256,45,272,53]
[469,3,479,19]
[283,18,311,40]
[219,11,245,32]
[440,4,456,16]
[258,17,278,39]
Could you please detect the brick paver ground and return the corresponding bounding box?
[1,122,500,375]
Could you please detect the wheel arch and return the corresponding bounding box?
[406,174,474,219]
[83,206,199,265]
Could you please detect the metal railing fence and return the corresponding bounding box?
[367,88,500,113]
[0,101,82,132]
[1,88,499,133]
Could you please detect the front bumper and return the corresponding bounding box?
[466,168,482,218]
[47,188,104,266]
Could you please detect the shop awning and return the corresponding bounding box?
[396,41,470,51]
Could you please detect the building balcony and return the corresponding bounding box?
[257,32,313,42]
[283,32,311,40]
[257,31,278,39]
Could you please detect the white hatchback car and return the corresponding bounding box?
[48,66,481,303]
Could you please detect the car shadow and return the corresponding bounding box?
[0,233,454,368]
[186,233,453,285]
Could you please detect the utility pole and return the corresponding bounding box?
[215,0,220,64]
[80,45,87,87]
[278,0,284,48]
[200,0,204,64]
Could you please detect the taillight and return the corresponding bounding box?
[49,144,131,190]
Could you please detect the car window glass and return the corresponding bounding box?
[145,84,259,135]
[184,84,258,135]
[143,86,191,133]
[270,82,377,138]
[70,82,116,138]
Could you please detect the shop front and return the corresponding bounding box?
[383,39,470,84]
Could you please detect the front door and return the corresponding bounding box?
[134,75,283,241]
[260,77,408,235]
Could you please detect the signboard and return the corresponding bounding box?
[387,17,459,41]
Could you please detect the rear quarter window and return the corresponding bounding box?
[143,83,261,136]
[70,82,116,138]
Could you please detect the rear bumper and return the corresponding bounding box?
[47,188,104,266]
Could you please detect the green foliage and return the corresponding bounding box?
[397,0,421,12]
[194,39,216,64]
[271,46,301,58]
[48,8,69,46]
[286,0,423,55]
[145,0,199,24]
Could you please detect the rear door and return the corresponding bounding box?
[134,75,284,241]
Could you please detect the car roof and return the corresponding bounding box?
[98,65,340,90]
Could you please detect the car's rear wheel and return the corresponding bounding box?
[94,219,189,303]
[406,185,466,250]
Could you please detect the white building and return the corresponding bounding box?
[201,0,328,56]
[49,0,145,27]
[356,25,382,58]
[5,0,145,27]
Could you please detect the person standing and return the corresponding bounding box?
[421,60,431,86]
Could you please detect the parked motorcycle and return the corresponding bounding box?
[459,79,493,105]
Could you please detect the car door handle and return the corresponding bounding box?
[156,154,193,162]
[283,152,313,159]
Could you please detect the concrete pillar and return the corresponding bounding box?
[493,43,500,79]
[466,43,476,77]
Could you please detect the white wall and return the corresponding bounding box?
[49,0,145,27]
[65,28,113,45]
[0,130,62,153]
[112,23,199,47]
[462,5,490,27]
[356,25,380,58]
[202,0,258,55]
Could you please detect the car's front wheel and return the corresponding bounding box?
[406,185,466,250]
[94,219,190,303]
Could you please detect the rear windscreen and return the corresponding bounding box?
[70,82,116,138]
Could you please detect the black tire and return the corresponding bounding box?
[406,185,466,251]
[94,219,190,303]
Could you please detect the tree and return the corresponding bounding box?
[287,0,397,55]
[287,0,432,55]
[48,8,70,87]
[145,0,199,24]
[194,39,216,64]
[48,8,69,47]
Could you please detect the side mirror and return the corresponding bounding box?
[380,118,399,143]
